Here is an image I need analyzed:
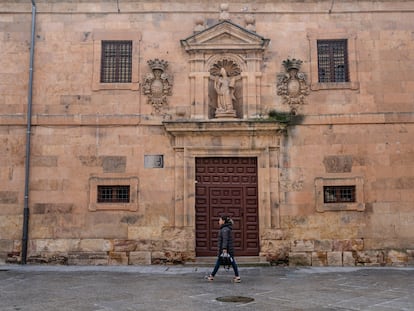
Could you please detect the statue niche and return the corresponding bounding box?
[209,59,242,119]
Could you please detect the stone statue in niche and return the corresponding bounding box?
[215,68,235,112]
[277,58,309,115]
[143,59,173,114]
[210,59,241,119]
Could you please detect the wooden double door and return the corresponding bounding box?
[195,157,259,257]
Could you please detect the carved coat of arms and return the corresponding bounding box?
[143,59,173,114]
[277,58,309,114]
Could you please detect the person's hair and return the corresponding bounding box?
[220,215,233,224]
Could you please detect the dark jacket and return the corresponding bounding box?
[218,223,235,256]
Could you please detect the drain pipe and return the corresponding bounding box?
[22,0,36,265]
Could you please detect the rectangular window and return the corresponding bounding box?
[324,185,355,203]
[89,177,138,211]
[315,177,364,212]
[317,39,349,83]
[100,41,132,83]
[97,185,130,203]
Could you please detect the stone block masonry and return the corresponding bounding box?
[0,0,413,267]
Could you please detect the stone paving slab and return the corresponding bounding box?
[1,265,413,311]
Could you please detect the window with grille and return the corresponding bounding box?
[323,185,355,203]
[89,177,138,211]
[315,177,364,212]
[100,41,132,83]
[317,39,349,83]
[97,185,130,203]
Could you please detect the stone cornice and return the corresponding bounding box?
[295,112,414,126]
[2,1,413,14]
[163,120,286,137]
[1,112,414,126]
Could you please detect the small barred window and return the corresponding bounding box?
[97,185,130,203]
[100,41,132,83]
[324,185,355,203]
[317,39,349,83]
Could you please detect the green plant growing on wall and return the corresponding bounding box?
[267,110,292,123]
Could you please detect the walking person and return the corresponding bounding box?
[206,215,241,283]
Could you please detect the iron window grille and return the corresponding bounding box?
[100,40,132,83]
[317,39,349,83]
[97,185,130,203]
[323,185,356,203]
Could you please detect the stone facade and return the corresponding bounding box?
[0,0,413,266]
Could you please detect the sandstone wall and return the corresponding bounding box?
[0,0,413,266]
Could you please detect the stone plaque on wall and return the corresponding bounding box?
[102,156,126,173]
[144,155,164,168]
[323,155,353,173]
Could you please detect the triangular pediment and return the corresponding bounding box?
[181,20,269,52]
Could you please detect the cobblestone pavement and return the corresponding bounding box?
[1,265,413,311]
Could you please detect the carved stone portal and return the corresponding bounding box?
[143,59,173,114]
[210,59,241,119]
[181,20,269,120]
[277,58,309,114]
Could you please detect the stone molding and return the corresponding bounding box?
[3,1,412,15]
[2,112,414,126]
[181,20,269,53]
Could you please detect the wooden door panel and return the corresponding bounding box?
[195,157,259,256]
